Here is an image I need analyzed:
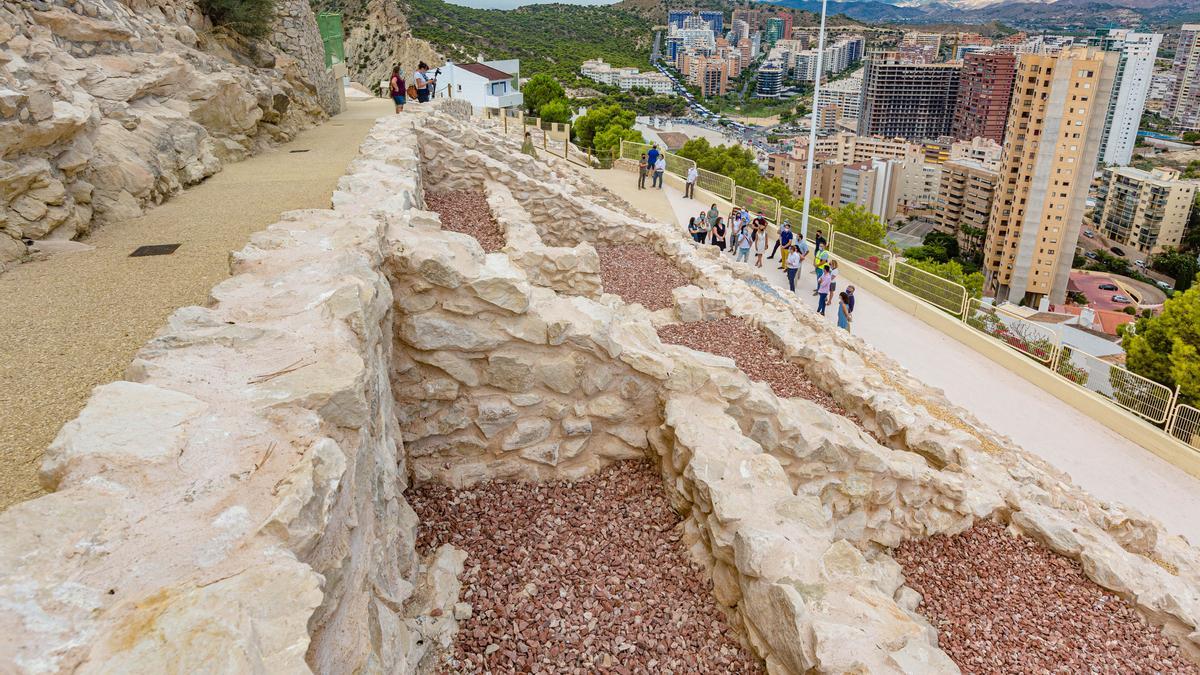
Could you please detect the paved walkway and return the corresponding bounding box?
[0,98,393,511]
[588,169,1200,544]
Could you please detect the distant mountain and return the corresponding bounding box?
[765,0,1200,27]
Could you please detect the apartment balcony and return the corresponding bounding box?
[484,91,524,109]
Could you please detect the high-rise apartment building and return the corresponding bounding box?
[764,17,785,45]
[1166,25,1200,131]
[935,159,999,252]
[858,52,962,140]
[1094,30,1161,166]
[756,62,784,97]
[668,9,723,35]
[983,47,1119,305]
[815,72,863,126]
[1093,167,1197,255]
[950,50,1017,144]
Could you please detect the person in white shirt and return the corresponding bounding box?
[685,166,698,199]
[414,62,433,103]
[652,156,666,189]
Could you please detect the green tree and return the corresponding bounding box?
[537,97,573,124]
[828,203,886,246]
[574,103,636,148]
[923,231,960,259]
[904,244,950,263]
[592,124,644,156]
[1123,279,1200,406]
[1183,131,1200,144]
[523,73,565,115]
[907,259,985,298]
[1150,248,1198,291]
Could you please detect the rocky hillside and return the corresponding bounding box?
[0,0,340,265]
[315,0,444,93]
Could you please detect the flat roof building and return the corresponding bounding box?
[858,52,961,141]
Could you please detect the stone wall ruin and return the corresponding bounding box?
[1,103,1198,673]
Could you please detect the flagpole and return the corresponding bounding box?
[799,0,828,240]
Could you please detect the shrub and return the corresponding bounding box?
[199,0,276,38]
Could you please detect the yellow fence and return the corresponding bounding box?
[664,153,696,179]
[830,232,893,278]
[697,169,734,201]
[620,140,650,161]
[891,261,967,316]
[1169,403,1200,451]
[1054,344,1174,424]
[734,186,779,222]
[964,299,1059,364]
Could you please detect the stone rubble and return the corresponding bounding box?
[410,461,765,674]
[0,101,1198,673]
[895,520,1200,674]
[0,0,338,266]
[596,244,691,311]
[424,189,505,253]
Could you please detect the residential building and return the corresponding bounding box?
[439,60,522,109]
[922,137,952,164]
[1166,24,1200,131]
[793,131,924,164]
[1146,71,1176,114]
[765,17,785,46]
[1093,30,1162,166]
[858,52,962,140]
[579,60,674,94]
[950,50,1017,144]
[815,71,863,127]
[789,35,865,82]
[756,62,784,98]
[935,158,999,253]
[1093,167,1197,255]
[731,7,765,31]
[668,9,722,34]
[983,46,1120,306]
[949,136,1002,170]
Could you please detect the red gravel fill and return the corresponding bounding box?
[595,245,690,311]
[425,190,505,253]
[894,520,1199,674]
[409,461,765,674]
[656,317,850,417]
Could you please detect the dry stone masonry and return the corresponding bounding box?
[1,101,1198,673]
[0,0,338,266]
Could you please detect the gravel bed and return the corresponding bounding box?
[595,245,690,311]
[409,461,765,674]
[894,520,1199,674]
[425,190,505,253]
[656,317,850,417]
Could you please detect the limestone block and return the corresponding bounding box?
[469,254,531,313]
[398,313,507,352]
[485,352,536,392]
[501,417,552,451]
[40,381,207,489]
[475,397,519,439]
[520,440,561,466]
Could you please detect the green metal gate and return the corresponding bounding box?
[316,12,345,68]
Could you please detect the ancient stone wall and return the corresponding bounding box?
[270,0,341,115]
[0,0,334,266]
[1,104,1198,673]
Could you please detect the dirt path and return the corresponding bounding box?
[0,98,393,511]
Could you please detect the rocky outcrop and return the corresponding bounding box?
[0,0,338,266]
[316,0,443,92]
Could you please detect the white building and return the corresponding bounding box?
[439,60,522,109]
[581,60,674,94]
[1098,30,1162,166]
[786,36,864,82]
[815,71,863,122]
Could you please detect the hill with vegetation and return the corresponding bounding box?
[401,0,654,80]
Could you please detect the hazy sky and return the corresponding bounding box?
[443,0,619,8]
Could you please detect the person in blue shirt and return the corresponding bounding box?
[646,145,659,171]
[769,220,793,268]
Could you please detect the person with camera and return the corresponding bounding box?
[414,62,437,103]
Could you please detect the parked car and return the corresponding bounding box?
[1083,229,1095,238]
[1111,294,1132,304]
[1156,280,1173,291]
[1085,251,1098,260]
[1135,259,1145,267]
[1110,246,1126,256]
[1098,283,1119,291]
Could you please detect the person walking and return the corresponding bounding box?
[652,155,666,188]
[734,225,753,263]
[711,216,726,251]
[817,267,833,315]
[389,66,406,113]
[685,165,698,199]
[769,220,793,267]
[837,287,855,331]
[637,153,648,189]
[414,62,433,103]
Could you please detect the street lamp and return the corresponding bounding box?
[799,0,828,240]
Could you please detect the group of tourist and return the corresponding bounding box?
[638,145,666,190]
[387,62,437,113]
[684,205,855,331]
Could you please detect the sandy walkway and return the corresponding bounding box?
[605,176,1200,545]
[0,98,393,511]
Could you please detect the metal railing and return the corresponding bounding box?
[892,261,968,316]
[620,140,650,161]
[1168,403,1200,451]
[1054,344,1174,424]
[664,153,696,179]
[829,231,893,278]
[734,186,779,222]
[964,299,1059,364]
[697,168,734,200]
